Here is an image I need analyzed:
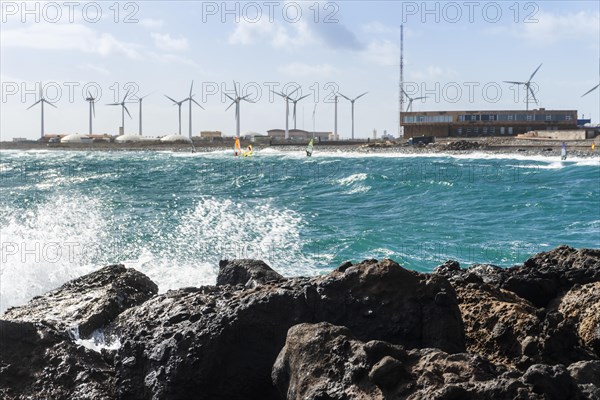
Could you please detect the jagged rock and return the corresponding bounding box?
[556,282,600,356]
[453,283,542,368]
[273,322,589,400]
[3,264,158,338]
[217,259,284,287]
[111,258,464,399]
[502,246,600,308]
[444,140,481,150]
[0,320,115,399]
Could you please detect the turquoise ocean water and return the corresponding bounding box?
[1,148,599,312]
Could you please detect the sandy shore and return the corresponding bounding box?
[2,137,599,158]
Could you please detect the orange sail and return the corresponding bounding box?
[234,137,242,156]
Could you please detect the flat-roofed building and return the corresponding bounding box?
[401,109,578,138]
[267,129,331,141]
[199,131,222,139]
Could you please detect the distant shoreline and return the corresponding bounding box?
[1,137,599,158]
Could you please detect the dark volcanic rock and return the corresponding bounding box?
[273,322,589,400]
[217,259,284,287]
[111,258,464,400]
[502,246,600,308]
[3,264,158,338]
[0,320,115,399]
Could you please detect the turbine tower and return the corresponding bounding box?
[334,95,338,140]
[273,87,299,139]
[26,83,57,140]
[107,89,132,135]
[338,91,368,140]
[291,93,310,130]
[187,81,204,139]
[225,81,253,138]
[504,63,542,111]
[401,88,427,112]
[137,93,152,136]
[85,90,96,135]
[399,24,404,137]
[164,94,187,136]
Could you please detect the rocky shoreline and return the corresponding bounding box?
[2,137,600,159]
[1,246,599,399]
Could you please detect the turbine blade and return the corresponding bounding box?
[581,84,600,97]
[297,94,310,101]
[26,99,42,110]
[288,87,299,97]
[87,90,92,99]
[122,88,131,103]
[123,104,132,119]
[528,85,538,104]
[504,81,524,85]
[529,63,542,81]
[401,88,410,98]
[413,96,427,101]
[224,93,235,102]
[241,95,254,103]
[225,101,236,111]
[141,92,154,100]
[106,103,120,106]
[165,95,178,104]
[233,80,238,98]
[355,92,368,101]
[192,98,205,109]
[45,100,58,108]
[338,93,351,101]
[189,80,194,97]
[273,91,285,98]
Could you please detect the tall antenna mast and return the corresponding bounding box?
[399,24,404,138]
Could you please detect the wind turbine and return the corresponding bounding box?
[225,81,253,138]
[401,88,427,112]
[273,87,299,139]
[187,80,204,139]
[107,89,132,135]
[137,92,152,136]
[85,90,96,135]
[26,84,57,140]
[504,63,542,111]
[338,91,368,140]
[291,93,310,130]
[165,94,187,136]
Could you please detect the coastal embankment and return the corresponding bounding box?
[2,137,599,158]
[1,245,599,399]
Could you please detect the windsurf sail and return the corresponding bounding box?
[242,144,254,157]
[234,137,242,156]
[306,139,314,157]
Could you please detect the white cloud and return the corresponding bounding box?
[518,11,600,44]
[140,18,165,29]
[79,63,110,75]
[151,33,189,52]
[361,21,398,35]
[361,40,398,66]
[228,20,314,48]
[278,62,337,77]
[0,24,140,58]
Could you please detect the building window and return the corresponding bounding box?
[490,127,495,134]
[489,115,495,121]
[474,128,479,134]
[507,115,513,121]
[459,115,465,121]
[526,115,533,121]
[467,128,472,135]
[483,127,488,135]
[457,128,462,136]
[500,127,505,135]
[471,115,478,121]
[508,127,513,135]
[565,115,572,120]
[545,115,552,121]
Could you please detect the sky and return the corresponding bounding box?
[1,0,599,140]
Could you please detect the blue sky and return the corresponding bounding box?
[1,0,599,140]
